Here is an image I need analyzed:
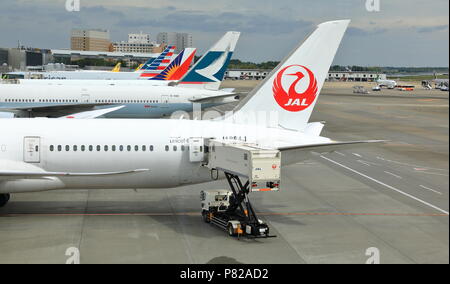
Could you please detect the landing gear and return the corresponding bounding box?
[0,194,10,207]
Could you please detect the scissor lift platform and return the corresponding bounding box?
[201,140,281,238]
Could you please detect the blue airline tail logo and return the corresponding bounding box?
[181,50,233,83]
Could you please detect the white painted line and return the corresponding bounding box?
[335,151,346,157]
[295,162,316,166]
[353,153,362,158]
[321,156,449,215]
[419,185,443,195]
[414,171,449,177]
[357,160,371,166]
[363,160,382,166]
[377,156,448,172]
[384,171,403,179]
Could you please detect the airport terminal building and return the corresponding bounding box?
[225,69,272,80]
[327,71,387,82]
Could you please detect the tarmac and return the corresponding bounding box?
[0,81,448,264]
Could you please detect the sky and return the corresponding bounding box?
[0,0,448,66]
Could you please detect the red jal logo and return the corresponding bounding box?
[272,65,318,112]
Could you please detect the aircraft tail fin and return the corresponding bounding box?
[148,48,197,81]
[111,63,121,72]
[178,32,240,90]
[140,45,176,78]
[135,63,145,71]
[226,20,350,132]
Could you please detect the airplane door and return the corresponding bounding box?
[161,95,169,104]
[24,137,41,163]
[81,94,90,103]
[189,138,204,162]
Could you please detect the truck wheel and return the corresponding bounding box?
[227,224,236,237]
[202,211,210,223]
[0,194,10,208]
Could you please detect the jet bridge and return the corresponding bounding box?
[201,139,281,238]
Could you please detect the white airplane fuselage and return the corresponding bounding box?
[0,84,233,118]
[17,79,171,87]
[0,119,330,193]
[7,71,147,80]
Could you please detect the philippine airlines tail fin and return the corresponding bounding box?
[228,20,350,132]
[178,31,240,90]
[140,45,176,78]
[149,48,197,81]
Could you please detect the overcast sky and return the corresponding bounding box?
[0,0,448,66]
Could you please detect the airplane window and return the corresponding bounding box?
[73,145,77,152]
[127,145,131,152]
[89,145,93,152]
[97,145,101,151]
[165,145,169,151]
[173,146,177,151]
[135,145,139,152]
[142,145,146,151]
[120,145,124,152]
[50,145,54,152]
[58,145,62,152]
[81,145,86,152]
[181,145,185,152]
[112,145,116,152]
[65,145,70,151]
[104,145,109,152]
[150,145,154,152]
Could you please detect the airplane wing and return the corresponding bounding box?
[60,106,125,119]
[0,169,149,180]
[1,103,113,118]
[278,140,386,152]
[220,88,236,93]
[189,93,239,104]
[277,140,386,165]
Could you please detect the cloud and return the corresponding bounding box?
[118,10,313,34]
[347,27,388,37]
[415,25,449,33]
[0,0,448,66]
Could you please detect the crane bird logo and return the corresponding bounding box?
[273,65,318,112]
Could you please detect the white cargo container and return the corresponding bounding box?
[206,140,281,192]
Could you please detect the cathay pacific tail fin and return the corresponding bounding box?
[178,32,240,90]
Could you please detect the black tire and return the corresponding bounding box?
[0,194,10,208]
[227,224,236,237]
[202,211,210,223]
